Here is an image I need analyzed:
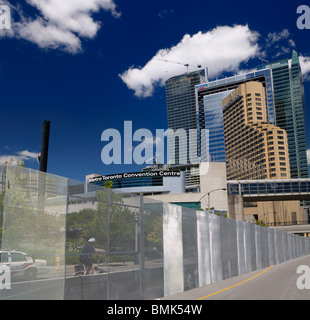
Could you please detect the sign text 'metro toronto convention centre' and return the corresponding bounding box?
[88,170,181,183]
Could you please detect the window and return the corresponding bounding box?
[11,252,28,262]
[0,252,9,263]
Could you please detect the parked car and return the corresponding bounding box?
[0,249,49,281]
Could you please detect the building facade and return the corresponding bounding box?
[195,68,274,162]
[222,81,290,180]
[258,50,309,178]
[86,162,228,212]
[165,69,206,164]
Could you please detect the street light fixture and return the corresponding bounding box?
[197,188,226,213]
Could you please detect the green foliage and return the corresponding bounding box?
[145,215,163,249]
[255,219,268,227]
[66,185,137,254]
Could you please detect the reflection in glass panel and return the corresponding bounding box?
[1,166,67,300]
[182,207,198,291]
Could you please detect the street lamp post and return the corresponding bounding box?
[197,188,226,213]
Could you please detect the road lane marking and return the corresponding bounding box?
[197,265,273,300]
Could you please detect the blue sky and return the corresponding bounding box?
[0,0,310,182]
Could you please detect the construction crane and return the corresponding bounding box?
[146,153,160,164]
[157,58,202,72]
[259,58,269,64]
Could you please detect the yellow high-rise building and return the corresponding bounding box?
[222,81,290,180]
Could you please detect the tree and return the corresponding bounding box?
[95,185,136,251]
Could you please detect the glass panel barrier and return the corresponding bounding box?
[0,166,67,300]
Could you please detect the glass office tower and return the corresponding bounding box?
[166,69,206,164]
[201,90,233,162]
[258,50,309,178]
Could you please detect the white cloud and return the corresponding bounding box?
[0,150,39,166]
[119,25,261,98]
[299,55,310,81]
[265,29,297,59]
[7,0,121,53]
[266,29,290,47]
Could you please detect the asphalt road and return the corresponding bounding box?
[160,255,310,300]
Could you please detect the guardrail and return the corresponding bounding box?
[267,220,310,227]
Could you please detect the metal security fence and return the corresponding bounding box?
[0,165,310,300]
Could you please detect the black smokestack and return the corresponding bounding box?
[39,120,50,173]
